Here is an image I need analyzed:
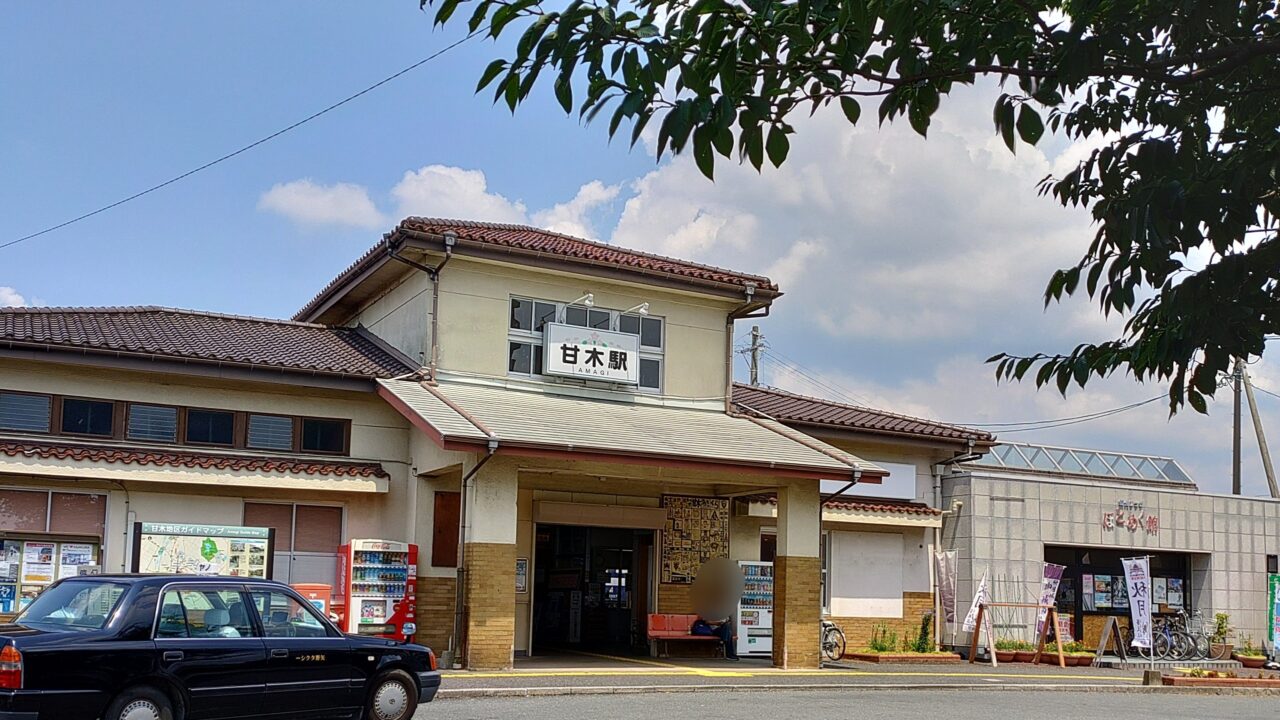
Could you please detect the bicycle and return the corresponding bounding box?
[821,619,846,662]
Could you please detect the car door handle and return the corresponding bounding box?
[163,651,184,662]
[271,649,289,658]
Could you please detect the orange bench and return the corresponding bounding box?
[646,613,729,657]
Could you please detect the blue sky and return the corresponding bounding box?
[4,3,1278,496]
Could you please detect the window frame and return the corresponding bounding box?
[507,296,666,392]
[0,390,54,434]
[245,413,297,452]
[0,485,108,538]
[126,402,181,444]
[298,416,351,456]
[242,501,346,556]
[181,406,239,448]
[57,396,121,439]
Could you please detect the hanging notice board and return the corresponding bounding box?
[660,495,729,583]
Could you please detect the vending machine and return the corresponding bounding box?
[736,560,774,657]
[337,539,418,642]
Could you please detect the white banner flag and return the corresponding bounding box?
[1122,557,1153,649]
[1035,563,1066,637]
[962,567,991,633]
[935,550,958,623]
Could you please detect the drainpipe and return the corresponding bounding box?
[387,231,456,382]
[450,436,498,669]
[724,283,769,412]
[107,479,131,572]
[932,441,980,649]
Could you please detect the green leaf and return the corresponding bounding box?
[839,97,861,125]
[1017,105,1045,145]
[554,75,574,114]
[476,59,508,93]
[693,126,715,179]
[766,125,790,167]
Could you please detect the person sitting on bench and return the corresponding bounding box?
[691,615,738,660]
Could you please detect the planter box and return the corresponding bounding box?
[1235,655,1267,669]
[994,650,1016,663]
[845,652,962,664]
[1162,675,1280,688]
[1013,651,1036,663]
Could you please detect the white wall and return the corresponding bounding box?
[830,530,904,617]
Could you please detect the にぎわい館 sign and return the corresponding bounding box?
[544,322,639,385]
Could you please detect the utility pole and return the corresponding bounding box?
[1233,359,1243,495]
[749,325,762,386]
[1241,366,1280,499]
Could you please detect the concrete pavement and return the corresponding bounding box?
[419,688,1277,719]
[436,652,1149,697]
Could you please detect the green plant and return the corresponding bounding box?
[1211,613,1233,643]
[1236,635,1265,657]
[910,612,934,654]
[994,638,1020,652]
[867,624,898,653]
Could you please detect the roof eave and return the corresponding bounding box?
[0,342,386,392]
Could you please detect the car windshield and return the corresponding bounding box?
[15,581,128,630]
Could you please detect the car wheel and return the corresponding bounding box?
[367,670,418,720]
[104,686,174,720]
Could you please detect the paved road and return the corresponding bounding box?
[420,689,1273,720]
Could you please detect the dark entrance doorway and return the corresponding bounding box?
[532,524,654,654]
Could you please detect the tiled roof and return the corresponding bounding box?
[746,493,941,516]
[295,218,778,321]
[732,383,994,446]
[0,306,414,379]
[0,439,390,479]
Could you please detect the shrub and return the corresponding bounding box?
[1211,613,1233,643]
[910,612,934,653]
[867,624,897,653]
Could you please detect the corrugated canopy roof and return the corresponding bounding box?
[378,379,886,479]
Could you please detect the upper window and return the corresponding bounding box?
[185,409,235,446]
[127,404,178,443]
[247,414,294,451]
[0,390,350,456]
[507,297,665,391]
[300,418,346,454]
[0,392,51,433]
[61,398,114,436]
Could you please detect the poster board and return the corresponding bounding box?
[131,522,274,577]
[660,495,729,584]
[1268,574,1279,656]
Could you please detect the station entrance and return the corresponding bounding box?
[530,524,654,655]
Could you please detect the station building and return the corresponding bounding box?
[1,218,990,669]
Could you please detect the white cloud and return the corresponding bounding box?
[391,165,528,225]
[258,180,385,229]
[531,180,621,239]
[0,287,26,307]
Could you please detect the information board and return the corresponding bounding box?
[660,495,729,584]
[132,522,274,577]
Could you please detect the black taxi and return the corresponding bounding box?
[0,575,440,720]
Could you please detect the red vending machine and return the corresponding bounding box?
[337,539,417,642]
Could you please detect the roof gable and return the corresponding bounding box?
[295,218,779,322]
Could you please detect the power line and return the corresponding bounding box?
[0,29,484,252]
[759,347,878,407]
[960,395,1166,429]
[988,396,1166,433]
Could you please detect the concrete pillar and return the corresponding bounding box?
[772,480,822,669]
[463,458,518,670]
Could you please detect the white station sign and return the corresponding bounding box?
[544,322,639,385]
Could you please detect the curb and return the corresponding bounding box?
[437,682,1280,699]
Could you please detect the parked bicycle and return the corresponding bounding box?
[1124,610,1231,661]
[821,619,846,662]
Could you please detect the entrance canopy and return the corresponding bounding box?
[378,378,885,481]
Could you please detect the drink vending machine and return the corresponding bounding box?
[337,539,418,642]
[736,560,773,657]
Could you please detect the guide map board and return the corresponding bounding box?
[131,522,275,578]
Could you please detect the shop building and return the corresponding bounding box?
[944,441,1280,647]
[729,384,995,648]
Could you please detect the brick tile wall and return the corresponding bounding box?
[464,542,516,670]
[415,576,457,655]
[827,591,936,651]
[773,555,821,668]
